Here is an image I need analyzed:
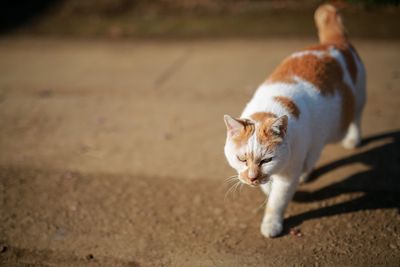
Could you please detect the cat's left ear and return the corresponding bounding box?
[270,115,288,138]
[224,115,245,136]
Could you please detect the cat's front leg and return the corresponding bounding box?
[260,180,272,195]
[260,176,299,238]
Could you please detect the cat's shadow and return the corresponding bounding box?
[285,130,400,233]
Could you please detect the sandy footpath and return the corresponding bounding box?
[0,38,399,266]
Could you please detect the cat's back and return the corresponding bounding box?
[267,42,363,99]
[241,43,365,145]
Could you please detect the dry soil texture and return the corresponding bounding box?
[0,38,399,266]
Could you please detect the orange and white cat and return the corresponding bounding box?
[223,4,366,238]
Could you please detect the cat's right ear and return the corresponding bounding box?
[224,115,244,136]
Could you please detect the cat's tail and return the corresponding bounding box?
[314,4,347,44]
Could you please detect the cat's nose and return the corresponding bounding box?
[248,168,258,180]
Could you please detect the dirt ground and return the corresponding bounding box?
[0,37,399,266]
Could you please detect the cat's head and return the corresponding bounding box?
[223,112,290,186]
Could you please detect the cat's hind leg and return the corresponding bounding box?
[299,171,312,184]
[299,149,321,184]
[342,82,365,149]
[341,115,362,149]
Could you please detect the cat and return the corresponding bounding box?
[223,4,366,238]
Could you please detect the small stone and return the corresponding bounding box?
[191,229,198,237]
[86,254,94,260]
[69,204,77,211]
[290,228,304,237]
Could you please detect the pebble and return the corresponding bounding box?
[290,228,304,237]
[191,229,198,236]
[68,203,77,211]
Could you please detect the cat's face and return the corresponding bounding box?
[223,113,289,186]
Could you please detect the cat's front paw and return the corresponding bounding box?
[260,218,283,238]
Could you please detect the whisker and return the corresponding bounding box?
[239,183,245,195]
[226,179,238,185]
[232,180,244,198]
[224,182,237,201]
[232,181,240,195]
[225,176,239,183]
[224,180,241,201]
[225,176,238,181]
[256,197,269,212]
[225,175,239,185]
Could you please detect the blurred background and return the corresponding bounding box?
[1,0,400,39]
[1,1,400,267]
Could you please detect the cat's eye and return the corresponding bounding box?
[237,155,247,163]
[259,157,273,165]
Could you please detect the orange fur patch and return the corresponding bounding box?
[267,53,354,131]
[307,43,358,85]
[256,116,287,146]
[273,96,300,119]
[232,120,255,148]
[250,112,277,122]
[232,115,287,160]
[245,112,284,149]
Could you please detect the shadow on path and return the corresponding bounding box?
[286,130,400,232]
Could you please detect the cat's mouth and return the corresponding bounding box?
[253,176,270,186]
[240,175,270,186]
